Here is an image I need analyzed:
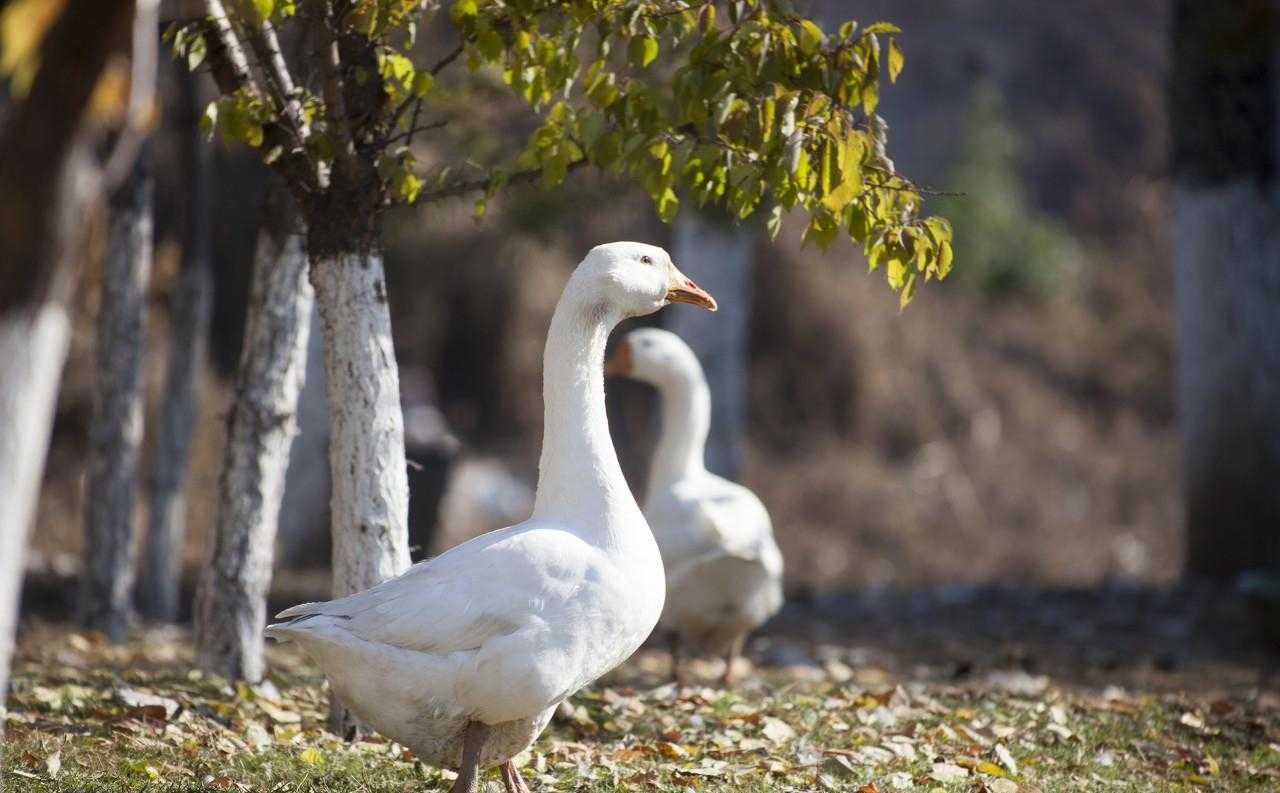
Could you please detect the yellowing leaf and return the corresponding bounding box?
[976,761,1007,778]
[299,748,325,766]
[629,35,658,68]
[887,256,908,290]
[796,19,825,55]
[822,179,860,213]
[887,37,904,83]
[936,240,953,278]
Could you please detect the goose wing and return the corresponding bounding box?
[267,521,597,654]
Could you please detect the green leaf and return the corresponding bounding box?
[656,187,679,222]
[899,271,918,308]
[412,71,435,98]
[252,0,274,20]
[450,0,477,23]
[299,748,325,766]
[186,35,206,71]
[760,97,775,143]
[765,204,783,240]
[887,37,904,83]
[863,21,902,34]
[629,35,658,68]
[887,255,908,290]
[862,75,879,116]
[937,239,954,279]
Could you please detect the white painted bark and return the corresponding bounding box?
[277,304,332,568]
[0,305,71,722]
[80,153,153,642]
[309,249,411,735]
[139,70,213,621]
[194,197,311,682]
[669,212,754,479]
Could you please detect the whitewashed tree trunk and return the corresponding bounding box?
[0,305,72,719]
[309,249,411,735]
[194,193,311,681]
[80,151,153,642]
[277,304,332,568]
[1173,0,1280,579]
[0,0,136,727]
[669,211,755,479]
[139,70,213,622]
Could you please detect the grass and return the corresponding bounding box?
[3,625,1278,793]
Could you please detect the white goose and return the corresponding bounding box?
[265,243,716,793]
[606,328,783,685]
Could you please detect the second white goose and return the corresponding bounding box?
[607,327,783,685]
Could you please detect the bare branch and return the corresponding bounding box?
[429,41,465,75]
[205,0,265,98]
[318,10,361,188]
[199,4,322,194]
[415,158,588,205]
[102,0,162,190]
[387,119,447,146]
[231,1,310,141]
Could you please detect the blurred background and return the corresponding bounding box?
[16,0,1277,685]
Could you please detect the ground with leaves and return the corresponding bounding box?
[4,615,1278,793]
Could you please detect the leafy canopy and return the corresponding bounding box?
[174,0,952,305]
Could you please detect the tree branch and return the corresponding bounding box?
[199,4,322,194]
[318,7,361,188]
[231,1,310,141]
[429,41,465,75]
[101,0,161,190]
[205,0,264,99]
[387,119,447,146]
[415,158,588,205]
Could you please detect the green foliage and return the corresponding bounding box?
[177,0,952,303]
[934,81,1079,301]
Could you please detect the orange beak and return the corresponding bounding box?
[666,266,717,312]
[605,339,632,377]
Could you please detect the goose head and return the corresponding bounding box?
[575,242,717,318]
[605,327,700,386]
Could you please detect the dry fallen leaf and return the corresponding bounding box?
[994,743,1018,775]
[761,717,796,744]
[930,762,969,783]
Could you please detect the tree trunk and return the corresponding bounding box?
[80,149,154,642]
[0,303,73,714]
[309,249,411,735]
[139,69,213,622]
[277,304,332,568]
[1172,0,1280,579]
[194,190,312,681]
[0,0,134,732]
[668,211,755,479]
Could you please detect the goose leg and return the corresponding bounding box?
[668,631,687,686]
[720,633,746,687]
[449,721,491,793]
[501,760,533,793]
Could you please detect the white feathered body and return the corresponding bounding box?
[264,243,707,774]
[645,471,783,653]
[266,516,664,768]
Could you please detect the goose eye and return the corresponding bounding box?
[640,255,653,265]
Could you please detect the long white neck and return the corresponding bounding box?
[648,367,711,493]
[532,280,638,536]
